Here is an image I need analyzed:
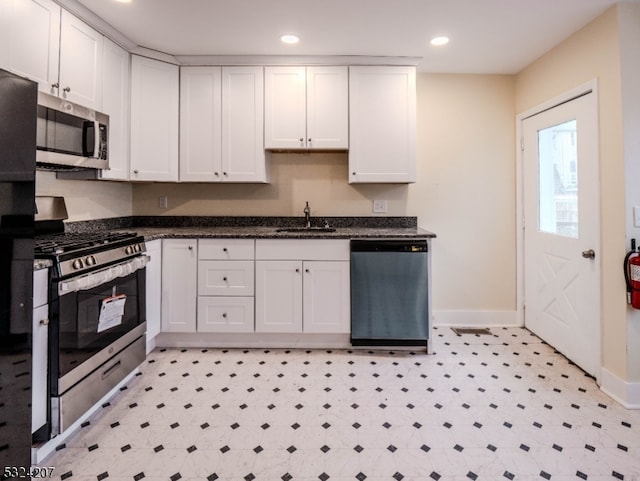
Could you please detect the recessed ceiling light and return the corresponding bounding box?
[280,34,300,45]
[430,36,450,46]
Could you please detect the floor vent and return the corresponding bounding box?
[451,327,493,336]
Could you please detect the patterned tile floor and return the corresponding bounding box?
[42,327,640,481]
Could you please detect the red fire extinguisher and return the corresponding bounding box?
[624,239,640,308]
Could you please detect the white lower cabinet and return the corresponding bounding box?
[161,239,197,332]
[255,239,350,334]
[145,239,162,351]
[32,267,48,435]
[196,239,255,333]
[197,296,254,333]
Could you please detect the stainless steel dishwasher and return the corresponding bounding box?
[350,239,429,350]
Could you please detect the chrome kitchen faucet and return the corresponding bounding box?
[304,201,311,228]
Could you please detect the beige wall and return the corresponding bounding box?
[618,2,640,383]
[131,152,409,217]
[35,171,132,222]
[409,74,516,316]
[515,5,632,381]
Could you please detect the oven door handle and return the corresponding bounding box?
[58,255,150,296]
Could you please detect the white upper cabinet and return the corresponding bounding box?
[100,38,129,181]
[180,66,267,182]
[180,66,222,181]
[0,1,103,108]
[349,66,417,183]
[0,0,60,90]
[221,66,267,182]
[264,66,348,150]
[130,55,179,181]
[58,10,103,109]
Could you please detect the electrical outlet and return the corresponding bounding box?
[159,195,168,209]
[373,199,387,213]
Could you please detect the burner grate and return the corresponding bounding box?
[35,231,137,254]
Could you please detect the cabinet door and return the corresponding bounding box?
[303,261,350,333]
[180,66,222,182]
[145,239,162,348]
[221,66,267,182]
[306,66,348,149]
[130,56,179,181]
[59,10,103,109]
[32,304,48,433]
[161,239,197,332]
[0,0,60,93]
[198,260,254,296]
[197,297,254,333]
[349,66,416,183]
[264,66,306,149]
[100,38,130,181]
[255,260,302,332]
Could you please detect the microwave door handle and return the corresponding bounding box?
[91,120,100,158]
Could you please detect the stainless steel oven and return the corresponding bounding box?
[50,256,147,434]
[35,202,147,436]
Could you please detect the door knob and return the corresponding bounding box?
[581,249,596,259]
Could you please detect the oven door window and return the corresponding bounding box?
[57,270,144,377]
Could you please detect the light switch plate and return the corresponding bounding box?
[635,206,640,227]
[373,199,387,213]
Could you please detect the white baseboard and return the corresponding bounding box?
[600,367,640,409]
[432,310,520,327]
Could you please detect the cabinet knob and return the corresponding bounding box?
[352,172,356,176]
[223,247,228,252]
[133,169,139,174]
[305,268,310,273]
[63,86,71,93]
[295,268,300,273]
[223,172,228,176]
[222,313,227,318]
[308,138,312,143]
[188,246,193,250]
[51,82,59,90]
[223,277,228,282]
[215,172,219,176]
[40,319,49,326]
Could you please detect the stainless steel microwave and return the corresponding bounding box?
[36,91,108,170]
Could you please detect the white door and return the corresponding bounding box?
[522,90,600,379]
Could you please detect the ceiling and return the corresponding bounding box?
[75,0,623,74]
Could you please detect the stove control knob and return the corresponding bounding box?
[125,246,134,255]
[134,243,142,252]
[72,259,84,270]
[85,255,97,266]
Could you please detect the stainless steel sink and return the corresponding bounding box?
[276,227,337,233]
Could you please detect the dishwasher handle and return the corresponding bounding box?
[350,239,428,253]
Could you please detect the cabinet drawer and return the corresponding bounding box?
[198,260,254,296]
[197,297,254,332]
[199,239,255,260]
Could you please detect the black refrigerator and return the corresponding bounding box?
[0,68,38,474]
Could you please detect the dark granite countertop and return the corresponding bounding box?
[66,216,436,241]
[129,225,435,241]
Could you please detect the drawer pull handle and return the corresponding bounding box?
[102,360,122,380]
